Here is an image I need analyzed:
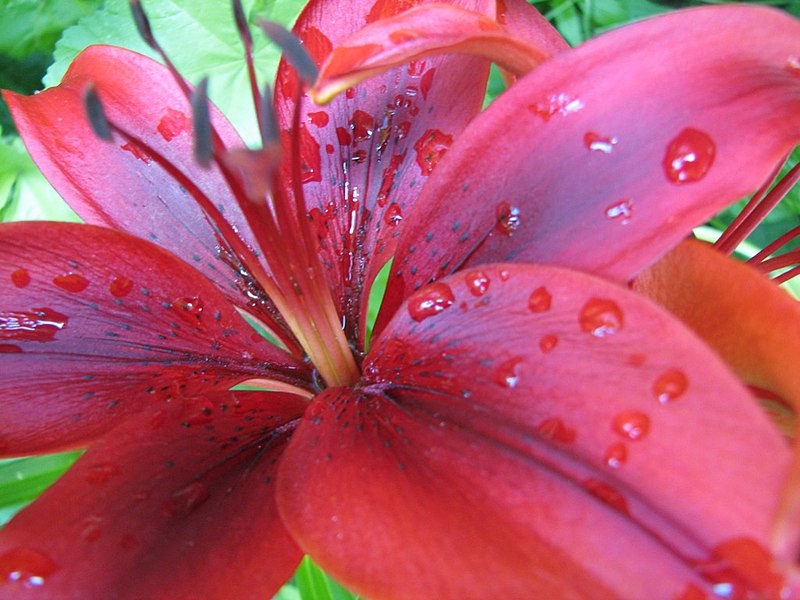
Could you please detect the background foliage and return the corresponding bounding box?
[1,0,799,597]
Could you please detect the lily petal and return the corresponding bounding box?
[3,45,277,325]
[379,5,800,328]
[0,221,309,455]
[311,4,556,104]
[274,0,495,348]
[278,263,790,598]
[0,391,305,599]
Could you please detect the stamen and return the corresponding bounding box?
[259,83,280,148]
[232,0,265,138]
[258,20,320,86]
[191,77,213,168]
[82,83,112,141]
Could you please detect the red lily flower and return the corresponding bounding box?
[2,0,800,598]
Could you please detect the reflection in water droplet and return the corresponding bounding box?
[663,128,715,184]
[10,269,30,289]
[109,276,134,298]
[0,547,59,588]
[164,481,210,518]
[464,271,490,297]
[529,93,584,121]
[612,411,650,441]
[539,335,558,353]
[0,308,69,342]
[495,201,521,236]
[528,286,552,313]
[493,357,524,388]
[414,129,453,176]
[536,417,576,444]
[652,369,689,404]
[579,298,624,337]
[170,296,205,323]
[384,203,403,227]
[407,283,455,322]
[53,273,89,293]
[604,442,627,468]
[605,199,633,224]
[583,131,618,153]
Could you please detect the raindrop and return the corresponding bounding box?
[604,442,627,468]
[0,547,58,588]
[164,481,210,518]
[539,335,558,353]
[579,298,624,337]
[464,270,490,297]
[84,463,120,485]
[583,131,618,154]
[80,515,104,543]
[307,111,329,127]
[493,357,524,389]
[528,286,552,313]
[109,276,134,298]
[0,308,69,342]
[120,142,152,164]
[156,108,189,142]
[10,269,30,289]
[536,417,576,444]
[420,68,435,99]
[582,478,629,515]
[170,296,205,322]
[663,127,715,184]
[652,369,689,404]
[786,55,800,74]
[605,199,633,224]
[612,411,650,441]
[529,93,584,122]
[407,282,455,322]
[495,201,521,236]
[53,273,89,293]
[414,129,453,176]
[383,203,403,227]
[350,110,374,142]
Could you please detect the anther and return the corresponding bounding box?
[191,77,213,168]
[258,20,320,87]
[83,83,112,141]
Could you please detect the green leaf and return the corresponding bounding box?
[46,0,306,146]
[293,556,361,600]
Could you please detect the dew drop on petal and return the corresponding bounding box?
[80,515,104,543]
[0,308,69,342]
[157,108,189,142]
[663,128,715,184]
[539,334,558,353]
[536,417,576,444]
[605,199,633,224]
[495,201,521,236]
[10,269,30,289]
[493,357,524,389]
[604,442,628,469]
[307,111,329,127]
[528,286,552,313]
[612,411,650,441]
[109,276,134,298]
[786,55,800,74]
[170,296,205,322]
[529,93,584,121]
[164,481,210,518]
[583,131,618,153]
[652,369,689,404]
[414,129,453,176]
[53,273,89,293]
[582,478,629,515]
[383,203,403,227]
[407,282,455,322]
[464,270,490,297]
[0,548,59,588]
[579,298,624,337]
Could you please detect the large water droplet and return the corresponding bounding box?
[528,286,552,313]
[164,481,210,517]
[307,111,329,128]
[10,269,30,289]
[493,357,524,388]
[539,335,558,353]
[0,308,69,342]
[583,131,618,153]
[53,273,89,293]
[612,411,650,441]
[414,129,452,175]
[495,201,521,236]
[579,298,624,337]
[663,128,715,184]
[605,199,633,224]
[464,270,490,297]
[786,55,800,74]
[384,203,403,227]
[536,417,576,444]
[109,276,133,298]
[652,369,689,404]
[529,93,584,121]
[604,442,627,469]
[0,548,58,588]
[582,478,629,515]
[170,296,205,323]
[407,283,455,322]
[157,108,189,142]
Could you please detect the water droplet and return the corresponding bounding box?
[414,129,453,175]
[84,463,120,484]
[694,537,786,600]
[529,93,584,121]
[583,131,618,153]
[170,296,204,322]
[464,270,490,296]
[80,515,104,543]
[336,126,352,146]
[604,442,627,468]
[495,201,521,236]
[53,273,89,293]
[579,298,624,337]
[536,417,576,443]
[156,108,189,142]
[307,111,329,127]
[652,369,689,404]
[420,68,435,99]
[539,335,558,353]
[612,411,650,441]
[493,357,524,388]
[528,286,552,313]
[663,128,715,184]
[351,110,374,142]
[786,55,800,74]
[0,308,69,342]
[582,478,629,515]
[120,142,152,164]
[605,199,633,224]
[384,203,403,227]
[109,276,133,298]
[0,548,58,588]
[295,123,322,183]
[10,269,30,289]
[164,481,210,517]
[407,283,455,322]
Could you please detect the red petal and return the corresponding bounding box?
[0,391,305,599]
[312,4,557,104]
[3,46,275,323]
[278,263,790,598]
[274,0,495,348]
[380,5,800,325]
[0,222,310,455]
